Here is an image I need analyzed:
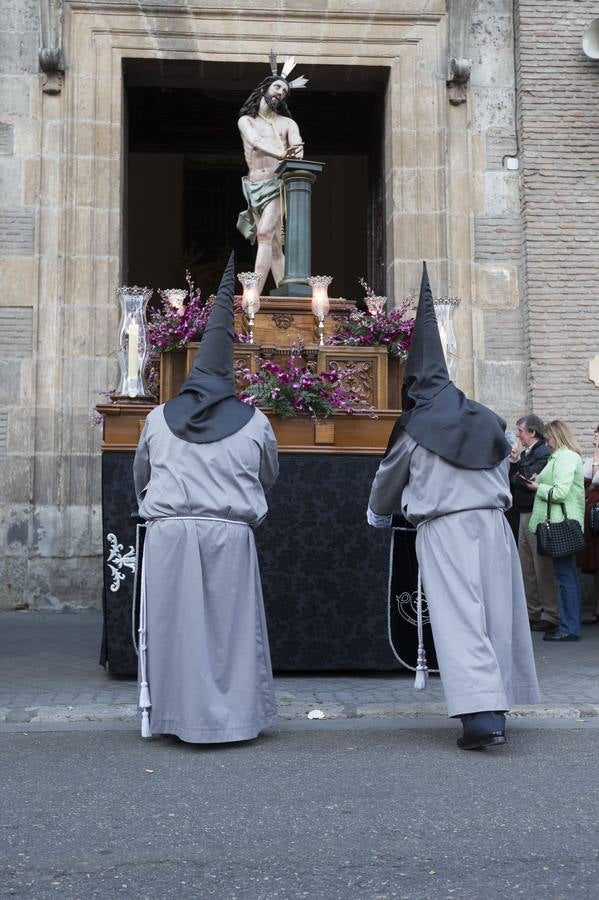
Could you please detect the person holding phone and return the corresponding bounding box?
[510,414,559,631]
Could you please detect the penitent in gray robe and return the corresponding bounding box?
[369,431,540,717]
[133,405,279,742]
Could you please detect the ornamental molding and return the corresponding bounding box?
[233,356,251,391]
[329,359,374,404]
[446,0,471,105]
[106,532,136,592]
[67,2,444,27]
[272,313,295,330]
[39,0,65,94]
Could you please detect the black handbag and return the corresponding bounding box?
[536,489,585,558]
[589,502,599,535]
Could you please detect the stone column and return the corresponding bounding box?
[270,159,324,298]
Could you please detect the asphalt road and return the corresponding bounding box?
[2,718,599,899]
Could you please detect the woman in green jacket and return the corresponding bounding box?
[526,420,585,641]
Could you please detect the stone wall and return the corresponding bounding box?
[516,1,599,449]
[2,0,581,610]
[0,0,104,610]
[469,0,527,428]
[0,0,41,609]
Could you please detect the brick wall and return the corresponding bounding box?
[516,1,599,449]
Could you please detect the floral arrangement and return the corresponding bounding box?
[146,271,213,353]
[239,352,361,419]
[147,273,251,352]
[326,279,415,360]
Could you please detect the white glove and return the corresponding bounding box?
[367,507,393,528]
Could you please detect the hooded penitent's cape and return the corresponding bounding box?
[163,252,255,443]
[385,262,510,470]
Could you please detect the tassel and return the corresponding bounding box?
[414,649,429,691]
[138,550,152,738]
[139,681,151,710]
[141,709,152,739]
[414,669,427,690]
[414,568,428,690]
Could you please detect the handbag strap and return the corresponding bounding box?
[545,488,567,521]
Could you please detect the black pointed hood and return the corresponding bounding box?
[385,262,510,470]
[163,253,255,444]
[402,262,450,405]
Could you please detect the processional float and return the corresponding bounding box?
[97,55,464,678]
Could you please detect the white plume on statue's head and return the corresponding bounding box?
[268,49,308,90]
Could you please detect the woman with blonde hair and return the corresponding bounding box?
[526,419,585,641]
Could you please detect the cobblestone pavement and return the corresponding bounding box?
[1,610,599,725]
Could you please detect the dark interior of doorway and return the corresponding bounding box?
[125,59,387,301]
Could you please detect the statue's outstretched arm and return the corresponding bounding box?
[238,116,284,161]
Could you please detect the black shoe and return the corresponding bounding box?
[457,711,507,750]
[542,631,579,642]
[530,620,558,632]
[457,731,506,751]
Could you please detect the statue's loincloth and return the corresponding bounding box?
[236,176,282,245]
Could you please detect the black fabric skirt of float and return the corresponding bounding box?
[387,517,438,672]
[99,453,429,674]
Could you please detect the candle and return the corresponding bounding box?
[312,287,329,319]
[309,276,332,320]
[245,288,258,315]
[127,319,139,381]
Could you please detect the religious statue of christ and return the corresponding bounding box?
[237,53,308,296]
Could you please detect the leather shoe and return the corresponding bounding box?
[530,620,558,632]
[542,631,579,642]
[457,731,506,751]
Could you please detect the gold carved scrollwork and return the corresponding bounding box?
[234,355,251,392]
[329,359,374,405]
[272,313,295,330]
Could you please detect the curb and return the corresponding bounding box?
[2,701,598,726]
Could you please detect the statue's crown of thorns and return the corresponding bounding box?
[268,50,308,89]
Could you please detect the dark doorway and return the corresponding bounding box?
[125,59,387,300]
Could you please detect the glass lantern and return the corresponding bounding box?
[366,295,387,316]
[237,271,261,343]
[308,276,333,346]
[116,286,153,399]
[433,297,461,379]
[159,288,187,315]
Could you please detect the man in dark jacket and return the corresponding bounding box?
[511,414,559,631]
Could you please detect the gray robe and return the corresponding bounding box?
[369,431,540,717]
[133,405,279,742]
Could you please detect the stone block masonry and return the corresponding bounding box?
[0,1,40,610]
[469,2,528,424]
